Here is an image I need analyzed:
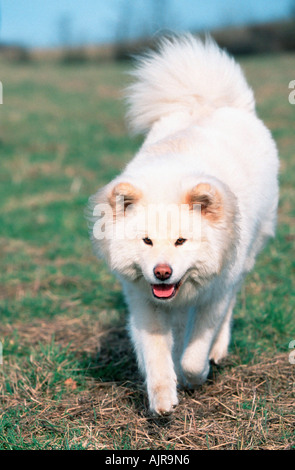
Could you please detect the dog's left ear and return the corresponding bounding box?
[109,182,142,215]
[184,182,223,222]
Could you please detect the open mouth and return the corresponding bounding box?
[151,280,181,300]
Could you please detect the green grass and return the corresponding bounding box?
[0,53,294,450]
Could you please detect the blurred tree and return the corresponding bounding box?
[150,0,171,35]
[115,0,134,43]
[114,0,174,60]
[116,0,172,43]
[57,13,73,46]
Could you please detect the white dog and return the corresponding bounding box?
[88,35,279,415]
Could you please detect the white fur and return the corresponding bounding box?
[88,35,279,415]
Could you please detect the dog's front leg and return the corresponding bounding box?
[127,296,178,415]
[181,294,233,388]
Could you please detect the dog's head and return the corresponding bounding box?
[88,174,238,305]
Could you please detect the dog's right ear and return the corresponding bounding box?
[184,182,223,223]
[108,182,142,215]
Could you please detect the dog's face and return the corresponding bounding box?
[89,176,237,305]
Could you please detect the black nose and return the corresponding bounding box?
[153,263,173,281]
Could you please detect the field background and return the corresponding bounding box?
[0,52,294,450]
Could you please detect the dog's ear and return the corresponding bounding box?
[109,182,142,215]
[184,183,223,222]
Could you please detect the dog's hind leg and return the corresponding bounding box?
[171,308,189,385]
[181,292,234,388]
[209,296,236,364]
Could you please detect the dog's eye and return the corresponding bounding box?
[143,237,153,246]
[175,238,187,246]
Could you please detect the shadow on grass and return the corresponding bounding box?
[77,324,159,421]
[83,326,139,383]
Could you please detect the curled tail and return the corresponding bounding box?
[125,34,255,134]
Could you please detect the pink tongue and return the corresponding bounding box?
[152,284,175,298]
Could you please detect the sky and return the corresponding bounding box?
[0,0,293,48]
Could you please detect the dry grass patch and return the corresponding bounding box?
[0,317,294,450]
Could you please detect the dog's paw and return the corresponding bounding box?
[148,385,178,416]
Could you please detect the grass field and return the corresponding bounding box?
[0,52,294,450]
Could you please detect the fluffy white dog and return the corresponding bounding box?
[88,35,279,415]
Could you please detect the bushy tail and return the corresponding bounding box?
[125,34,255,134]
